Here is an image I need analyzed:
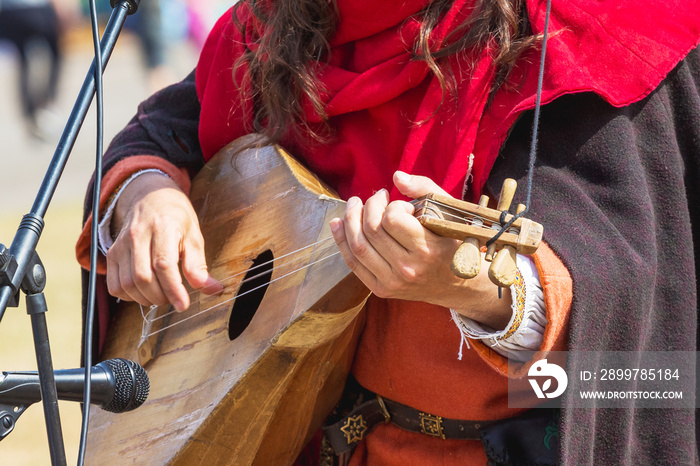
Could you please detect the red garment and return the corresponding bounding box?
[197,0,493,202]
[191,1,700,464]
[196,0,700,202]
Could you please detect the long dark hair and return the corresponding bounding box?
[232,0,538,144]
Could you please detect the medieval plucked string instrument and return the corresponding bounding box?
[85,1,553,463]
[85,137,543,465]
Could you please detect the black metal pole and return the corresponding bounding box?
[27,292,66,466]
[0,1,139,463]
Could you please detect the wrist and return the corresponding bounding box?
[450,286,512,330]
[444,254,513,330]
[112,172,181,238]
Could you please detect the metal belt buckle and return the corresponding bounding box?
[419,412,445,439]
[376,395,391,423]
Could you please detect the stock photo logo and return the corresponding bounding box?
[528,359,568,399]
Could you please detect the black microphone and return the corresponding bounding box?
[0,358,149,413]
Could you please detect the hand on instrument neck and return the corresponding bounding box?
[330,171,513,330]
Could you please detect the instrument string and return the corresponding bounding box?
[414,199,492,224]
[415,209,492,227]
[143,236,338,326]
[415,199,519,232]
[140,248,342,338]
[138,231,341,336]
[201,235,337,290]
[137,196,522,340]
[141,236,334,320]
[142,247,340,332]
[140,197,492,331]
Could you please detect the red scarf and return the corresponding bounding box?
[196,0,700,201]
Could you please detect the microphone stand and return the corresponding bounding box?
[0,1,140,464]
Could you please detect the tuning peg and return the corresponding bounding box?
[487,203,525,287]
[450,195,489,279]
[451,237,481,279]
[488,245,518,287]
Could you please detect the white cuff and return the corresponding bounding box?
[97,169,170,256]
[451,254,547,362]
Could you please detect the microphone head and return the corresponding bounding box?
[101,359,149,413]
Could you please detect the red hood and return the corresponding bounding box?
[195,0,700,201]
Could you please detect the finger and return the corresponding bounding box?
[151,232,190,311]
[330,217,379,290]
[343,196,392,275]
[381,200,429,249]
[181,232,223,296]
[362,189,408,257]
[393,171,450,199]
[129,227,170,306]
[118,255,151,306]
[106,256,128,301]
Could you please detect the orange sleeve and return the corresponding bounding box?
[470,241,572,376]
[75,155,193,273]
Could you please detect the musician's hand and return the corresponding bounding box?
[330,171,512,329]
[105,173,222,311]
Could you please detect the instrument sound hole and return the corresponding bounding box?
[228,249,273,340]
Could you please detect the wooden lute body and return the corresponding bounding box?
[85,134,543,464]
[86,135,370,465]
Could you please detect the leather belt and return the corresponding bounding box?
[323,394,495,454]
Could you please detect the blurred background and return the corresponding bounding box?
[0,0,231,463]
